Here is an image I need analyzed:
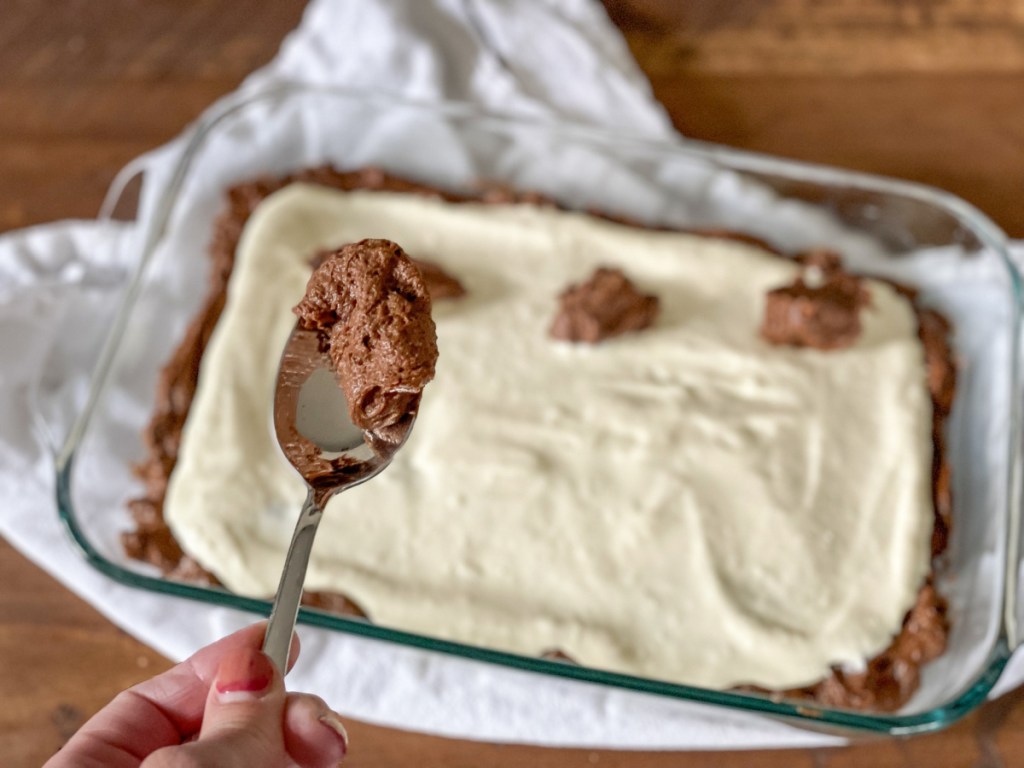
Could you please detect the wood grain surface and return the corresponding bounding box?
[1,1,1022,766]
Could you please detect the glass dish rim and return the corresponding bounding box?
[53,80,1024,736]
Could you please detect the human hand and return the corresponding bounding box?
[45,622,348,768]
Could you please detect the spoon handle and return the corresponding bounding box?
[263,487,323,673]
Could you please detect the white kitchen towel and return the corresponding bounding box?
[0,0,1020,751]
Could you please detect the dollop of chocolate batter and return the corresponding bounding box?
[550,267,659,343]
[412,258,466,301]
[294,239,438,433]
[761,249,870,351]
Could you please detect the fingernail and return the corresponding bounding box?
[318,710,349,757]
[214,647,275,701]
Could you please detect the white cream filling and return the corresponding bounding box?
[164,185,934,690]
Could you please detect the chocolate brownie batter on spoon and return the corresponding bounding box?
[263,239,437,671]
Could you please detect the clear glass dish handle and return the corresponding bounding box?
[1010,313,1024,652]
[1010,478,1024,652]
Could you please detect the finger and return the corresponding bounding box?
[46,623,299,768]
[135,622,299,737]
[147,646,288,768]
[283,693,349,768]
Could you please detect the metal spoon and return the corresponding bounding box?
[262,322,417,672]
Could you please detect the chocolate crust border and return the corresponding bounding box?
[122,165,953,712]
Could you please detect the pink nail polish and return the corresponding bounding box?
[318,711,349,756]
[214,647,274,699]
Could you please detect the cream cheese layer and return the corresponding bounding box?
[164,185,934,690]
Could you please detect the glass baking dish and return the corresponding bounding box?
[51,82,1022,735]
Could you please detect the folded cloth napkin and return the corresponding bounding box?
[1,0,1020,750]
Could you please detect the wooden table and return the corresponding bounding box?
[2,2,1022,765]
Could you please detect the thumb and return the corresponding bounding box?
[201,645,285,738]
[159,646,289,768]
